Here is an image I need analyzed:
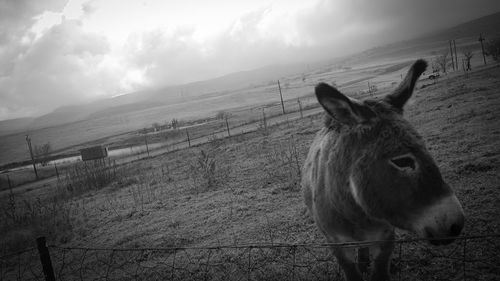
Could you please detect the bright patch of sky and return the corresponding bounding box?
[1,0,499,120]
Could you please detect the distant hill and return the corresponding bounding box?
[1,11,499,136]
[0,117,34,136]
[0,63,310,136]
[423,11,500,42]
[341,11,500,67]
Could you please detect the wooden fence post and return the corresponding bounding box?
[262,108,267,131]
[36,237,56,281]
[278,80,285,115]
[225,115,231,137]
[54,163,59,180]
[144,132,150,157]
[186,129,191,147]
[297,99,303,119]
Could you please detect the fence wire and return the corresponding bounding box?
[1,234,499,281]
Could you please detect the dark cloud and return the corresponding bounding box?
[0,0,67,44]
[126,0,500,89]
[0,19,111,117]
[1,0,500,120]
[298,0,500,50]
[0,0,68,78]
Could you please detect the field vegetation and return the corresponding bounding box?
[0,64,499,279]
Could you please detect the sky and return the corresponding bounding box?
[1,0,500,121]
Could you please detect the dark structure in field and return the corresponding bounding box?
[80,145,108,161]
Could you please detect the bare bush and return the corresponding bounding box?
[190,138,230,193]
[434,51,449,73]
[34,142,51,166]
[0,192,75,252]
[462,49,473,71]
[171,118,179,129]
[264,136,302,191]
[215,111,228,120]
[485,37,500,64]
[191,150,216,189]
[152,122,161,131]
[64,160,117,194]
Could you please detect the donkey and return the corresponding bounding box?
[302,59,464,281]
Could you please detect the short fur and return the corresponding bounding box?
[302,60,464,281]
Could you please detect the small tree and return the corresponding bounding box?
[171,118,179,129]
[215,111,227,120]
[435,51,449,73]
[35,143,51,166]
[485,37,500,64]
[152,122,161,131]
[462,49,473,71]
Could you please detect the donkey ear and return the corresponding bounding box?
[315,83,375,125]
[384,59,427,110]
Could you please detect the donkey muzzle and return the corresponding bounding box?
[412,194,465,245]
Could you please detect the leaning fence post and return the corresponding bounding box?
[54,163,59,180]
[225,115,231,137]
[36,237,55,281]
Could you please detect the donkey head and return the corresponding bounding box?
[315,60,464,245]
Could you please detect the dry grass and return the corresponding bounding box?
[1,65,500,280]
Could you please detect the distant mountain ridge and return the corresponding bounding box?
[1,11,499,136]
[0,117,34,136]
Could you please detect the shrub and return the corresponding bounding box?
[485,37,500,64]
[64,159,117,194]
[35,142,51,166]
[264,136,302,191]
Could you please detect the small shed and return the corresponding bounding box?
[80,145,108,161]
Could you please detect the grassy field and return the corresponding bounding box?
[0,63,499,279]
[0,54,430,167]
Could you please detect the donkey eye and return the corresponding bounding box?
[389,154,416,170]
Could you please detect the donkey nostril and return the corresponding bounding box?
[449,223,463,237]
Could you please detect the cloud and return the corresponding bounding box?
[0,0,67,78]
[298,0,500,47]
[0,19,116,118]
[107,0,500,89]
[121,7,310,87]
[0,0,67,43]
[1,0,500,120]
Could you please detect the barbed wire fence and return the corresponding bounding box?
[0,83,321,190]
[1,234,499,281]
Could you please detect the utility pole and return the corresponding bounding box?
[25,134,39,180]
[277,80,285,115]
[478,33,487,65]
[453,40,458,70]
[449,40,455,70]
